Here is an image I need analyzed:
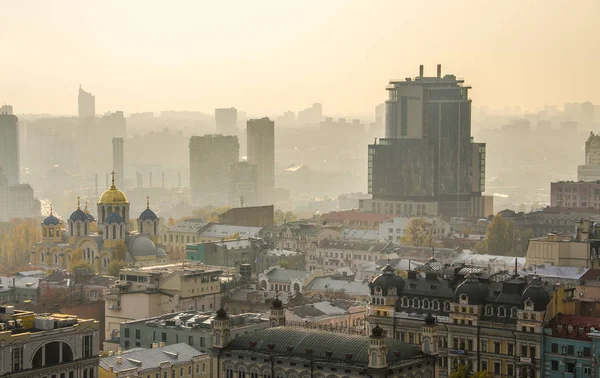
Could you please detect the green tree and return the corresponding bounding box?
[482,214,529,257]
[68,248,96,273]
[274,209,297,225]
[400,218,433,247]
[450,365,492,378]
[107,260,127,277]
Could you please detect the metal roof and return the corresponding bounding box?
[99,343,206,373]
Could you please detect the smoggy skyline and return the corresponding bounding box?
[1,0,598,116]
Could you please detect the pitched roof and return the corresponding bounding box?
[265,268,308,283]
[225,327,425,365]
[99,343,205,373]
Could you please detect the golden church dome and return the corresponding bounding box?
[98,171,129,205]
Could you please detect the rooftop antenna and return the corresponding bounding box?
[50,202,53,216]
[77,196,81,210]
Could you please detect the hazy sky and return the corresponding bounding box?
[1,0,598,116]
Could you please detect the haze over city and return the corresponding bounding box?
[2,2,600,378]
[1,0,598,116]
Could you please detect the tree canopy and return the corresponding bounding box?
[0,218,41,273]
[400,218,433,247]
[475,214,533,256]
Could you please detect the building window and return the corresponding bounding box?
[511,307,517,318]
[189,336,194,346]
[551,343,558,353]
[485,305,492,316]
[584,347,592,357]
[494,341,500,354]
[584,367,592,375]
[481,361,487,372]
[124,328,130,338]
[498,306,506,317]
[566,362,576,373]
[507,364,514,376]
[412,298,419,308]
[83,335,93,358]
[494,362,500,373]
[507,343,514,355]
[432,300,439,310]
[12,346,23,371]
[567,345,575,355]
[481,340,488,352]
[135,329,140,339]
[162,332,167,342]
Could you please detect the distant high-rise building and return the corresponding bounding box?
[0,105,13,115]
[362,65,490,218]
[577,132,600,181]
[0,113,20,185]
[100,111,126,138]
[228,161,258,207]
[297,103,323,124]
[189,134,239,206]
[215,107,238,135]
[78,85,95,118]
[247,118,275,204]
[112,137,124,186]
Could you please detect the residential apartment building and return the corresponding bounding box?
[104,263,222,342]
[551,180,600,209]
[366,264,555,378]
[189,134,239,206]
[260,221,340,251]
[320,210,394,230]
[307,240,388,272]
[0,113,20,186]
[246,118,274,204]
[119,311,269,352]
[227,162,259,207]
[162,218,207,258]
[78,85,95,119]
[543,314,598,377]
[0,306,100,378]
[215,107,237,136]
[99,343,210,378]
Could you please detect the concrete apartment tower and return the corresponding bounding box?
[247,118,274,205]
[0,110,20,186]
[215,107,238,135]
[189,134,239,206]
[78,85,95,119]
[112,137,124,187]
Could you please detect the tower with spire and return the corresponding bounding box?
[269,296,286,327]
[138,195,159,243]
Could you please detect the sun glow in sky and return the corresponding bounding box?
[1,0,598,116]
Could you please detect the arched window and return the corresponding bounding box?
[215,332,221,345]
[49,227,54,237]
[112,225,117,240]
[54,254,58,265]
[77,223,81,236]
[371,351,377,366]
[444,301,451,311]
[412,298,420,308]
[432,300,440,310]
[485,305,493,316]
[511,307,518,318]
[154,221,157,235]
[402,297,408,307]
[120,225,123,239]
[84,223,88,235]
[70,225,73,236]
[424,339,431,354]
[498,306,506,317]
[43,228,47,237]
[422,299,430,309]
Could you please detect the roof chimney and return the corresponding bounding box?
[437,64,441,78]
[419,65,424,78]
[116,356,122,364]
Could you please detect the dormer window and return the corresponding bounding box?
[388,286,397,296]
[459,294,468,304]
[524,300,534,311]
[374,286,382,295]
[568,324,574,334]
[498,306,506,317]
[485,305,493,316]
[511,307,518,318]
[402,297,408,307]
[422,299,430,310]
[432,300,440,310]
[412,298,420,308]
[444,301,451,312]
